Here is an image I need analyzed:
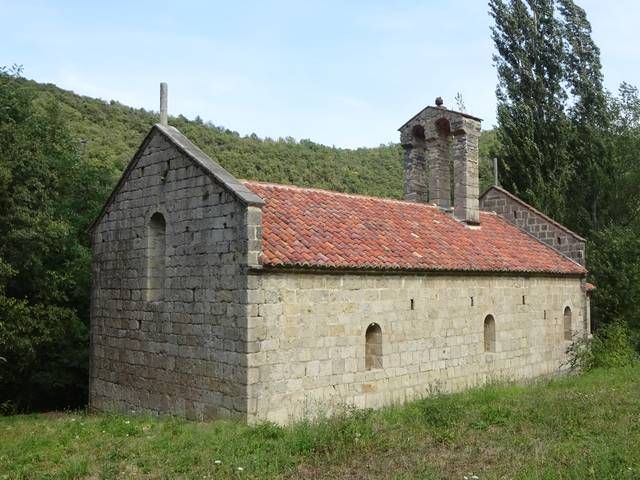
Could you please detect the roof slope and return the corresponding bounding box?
[244,181,586,275]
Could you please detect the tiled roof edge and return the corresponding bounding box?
[243,180,441,210]
[254,263,586,277]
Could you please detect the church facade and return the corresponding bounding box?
[89,102,592,424]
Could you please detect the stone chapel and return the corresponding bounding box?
[89,98,593,424]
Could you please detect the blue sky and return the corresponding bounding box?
[2,0,638,147]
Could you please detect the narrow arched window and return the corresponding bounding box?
[484,315,496,353]
[563,306,572,341]
[411,124,425,141]
[365,323,382,370]
[147,212,166,301]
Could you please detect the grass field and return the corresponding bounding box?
[1,367,639,479]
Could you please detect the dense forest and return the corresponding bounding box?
[1,0,639,414]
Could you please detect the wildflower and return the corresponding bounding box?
[124,420,131,424]
[214,460,222,465]
[237,467,244,472]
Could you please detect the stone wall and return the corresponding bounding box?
[480,186,586,265]
[89,128,254,420]
[246,271,588,424]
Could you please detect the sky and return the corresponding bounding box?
[1,0,639,148]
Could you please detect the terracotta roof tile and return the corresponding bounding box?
[244,181,586,275]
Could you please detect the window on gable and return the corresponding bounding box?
[147,212,166,301]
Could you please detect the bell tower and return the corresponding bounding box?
[399,98,482,224]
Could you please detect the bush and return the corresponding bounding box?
[568,321,640,371]
[0,294,88,412]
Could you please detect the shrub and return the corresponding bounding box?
[568,321,640,371]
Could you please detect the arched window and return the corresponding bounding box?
[484,315,496,353]
[435,117,451,137]
[563,306,572,341]
[365,323,382,370]
[146,212,166,301]
[411,124,425,141]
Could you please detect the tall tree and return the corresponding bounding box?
[489,0,574,221]
[607,83,640,227]
[557,0,610,231]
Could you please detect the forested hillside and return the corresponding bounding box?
[28,78,401,199]
[27,77,498,200]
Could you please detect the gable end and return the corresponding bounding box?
[480,185,586,266]
[88,124,264,233]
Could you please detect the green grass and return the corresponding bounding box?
[1,368,639,479]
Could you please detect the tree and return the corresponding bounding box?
[489,0,573,221]
[557,0,611,232]
[605,83,640,227]
[0,66,102,411]
[588,220,640,334]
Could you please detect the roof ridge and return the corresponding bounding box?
[242,180,444,210]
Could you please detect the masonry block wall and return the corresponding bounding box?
[89,129,252,420]
[480,187,586,265]
[245,272,587,424]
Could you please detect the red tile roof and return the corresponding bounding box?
[244,181,586,275]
